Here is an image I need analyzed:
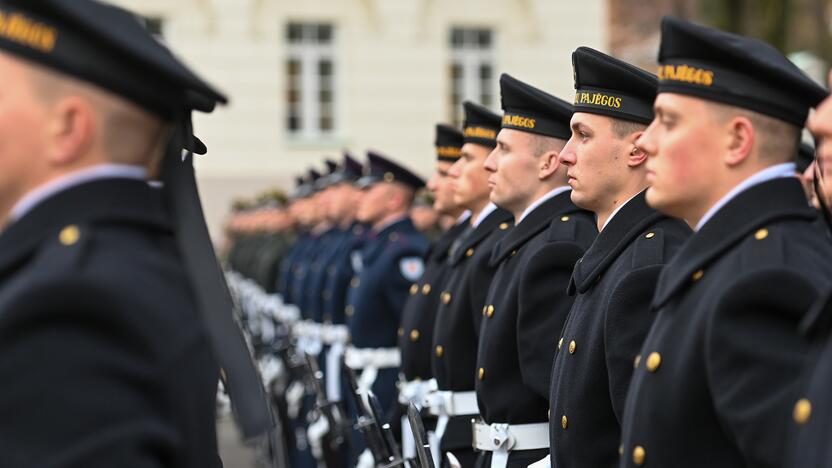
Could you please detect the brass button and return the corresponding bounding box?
[568,340,577,354]
[435,345,444,357]
[692,269,705,282]
[794,398,812,425]
[486,305,495,318]
[466,248,474,257]
[645,232,655,239]
[478,367,485,380]
[646,352,662,372]
[561,216,570,222]
[561,415,568,429]
[410,283,419,295]
[755,228,769,240]
[422,284,431,295]
[633,446,646,466]
[410,329,420,342]
[442,292,452,304]
[384,171,395,183]
[59,225,80,246]
[618,445,623,456]
[558,337,563,350]
[389,232,399,242]
[482,305,487,316]
[350,276,360,288]
[499,222,509,230]
[633,354,642,368]
[397,327,404,337]
[345,305,355,317]
[510,250,517,257]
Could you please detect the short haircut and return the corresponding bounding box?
[708,101,801,163]
[610,118,647,139]
[530,132,567,157]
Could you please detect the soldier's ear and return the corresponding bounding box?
[539,149,560,179]
[626,131,648,168]
[46,95,96,167]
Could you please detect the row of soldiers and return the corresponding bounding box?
[227,15,832,468]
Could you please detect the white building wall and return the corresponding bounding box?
[109,0,607,239]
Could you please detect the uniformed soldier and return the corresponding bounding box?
[395,123,469,458]
[428,103,513,468]
[473,75,596,468]
[0,0,234,466]
[786,71,832,468]
[344,150,429,460]
[276,173,316,303]
[619,16,832,468]
[545,47,691,468]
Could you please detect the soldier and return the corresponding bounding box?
[428,103,513,468]
[0,0,242,466]
[345,150,429,460]
[394,123,468,458]
[545,47,691,468]
[277,172,318,304]
[787,72,832,467]
[473,74,596,468]
[619,17,832,468]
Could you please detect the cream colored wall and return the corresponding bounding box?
[109,0,607,239]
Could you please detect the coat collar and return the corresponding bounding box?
[490,190,583,266]
[429,217,470,263]
[448,207,512,266]
[0,178,170,277]
[362,217,416,264]
[652,178,816,309]
[569,190,664,294]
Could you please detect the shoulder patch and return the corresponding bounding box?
[399,257,425,282]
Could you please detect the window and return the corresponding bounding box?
[285,22,336,139]
[449,27,495,127]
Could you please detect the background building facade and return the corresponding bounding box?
[110,0,607,239]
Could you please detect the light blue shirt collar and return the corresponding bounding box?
[517,186,571,225]
[695,162,796,231]
[9,164,148,224]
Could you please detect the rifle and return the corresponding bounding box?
[305,353,349,468]
[342,361,405,468]
[407,403,433,468]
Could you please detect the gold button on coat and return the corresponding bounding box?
[561,415,568,429]
[561,216,570,222]
[755,228,769,240]
[633,446,646,466]
[486,305,495,317]
[59,225,81,246]
[568,340,577,354]
[345,305,355,317]
[397,327,404,337]
[794,398,812,425]
[558,338,563,350]
[466,248,474,257]
[646,352,662,372]
[410,284,419,295]
[442,292,452,304]
[478,368,485,380]
[645,232,655,239]
[634,354,641,368]
[499,222,509,230]
[692,269,705,282]
[350,277,360,288]
[410,329,420,342]
[435,345,444,357]
[422,284,431,295]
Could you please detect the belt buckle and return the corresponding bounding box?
[489,423,514,451]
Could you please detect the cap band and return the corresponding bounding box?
[573,86,654,124]
[501,111,571,139]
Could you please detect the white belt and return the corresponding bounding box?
[472,421,549,468]
[321,324,350,345]
[345,346,401,394]
[344,346,401,370]
[295,321,324,356]
[424,390,479,417]
[398,378,437,406]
